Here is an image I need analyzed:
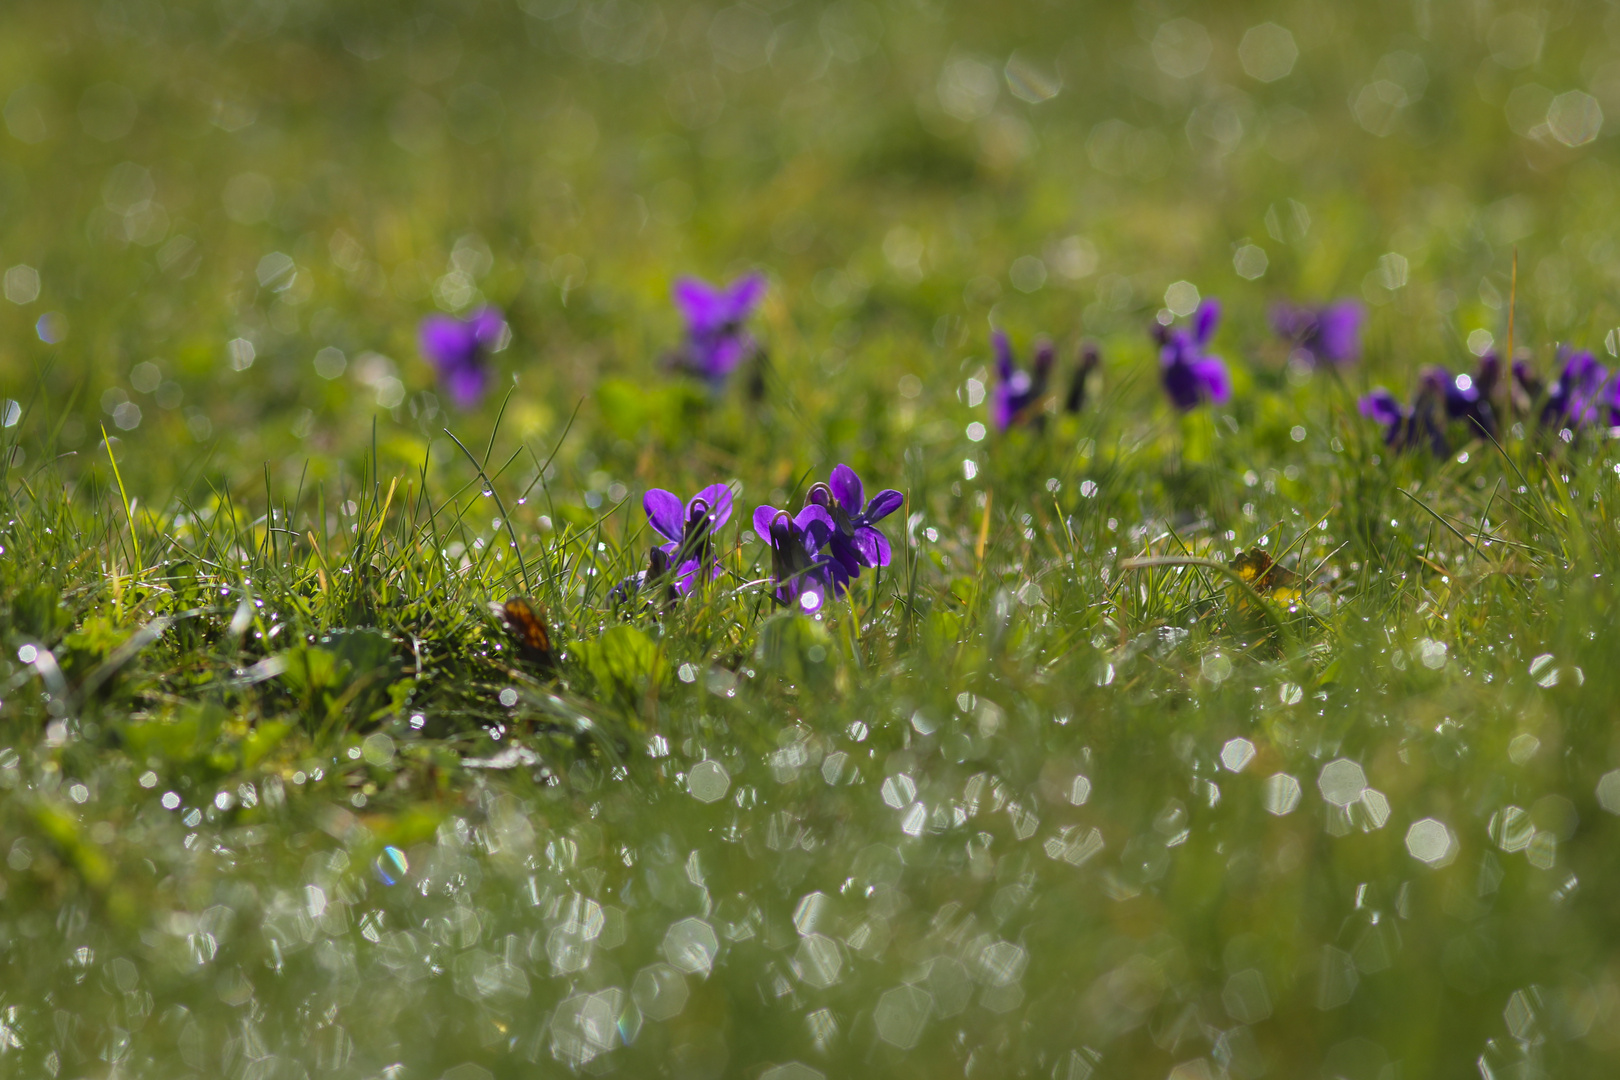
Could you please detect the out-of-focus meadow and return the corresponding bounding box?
[7,0,1620,1078]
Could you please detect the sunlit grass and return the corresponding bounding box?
[7,1,1620,1077]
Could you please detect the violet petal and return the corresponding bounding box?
[643,489,686,543]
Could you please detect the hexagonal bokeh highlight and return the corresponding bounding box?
[873,985,932,1050]
[976,941,1028,986]
[4,265,40,305]
[794,934,844,989]
[662,917,719,975]
[1263,773,1302,815]
[1548,90,1603,148]
[792,891,829,935]
[1596,769,1620,814]
[1220,737,1255,772]
[1239,22,1299,83]
[1223,968,1272,1024]
[687,759,731,804]
[548,988,624,1069]
[631,963,689,1021]
[1152,18,1212,80]
[1317,759,1367,807]
[1405,817,1456,867]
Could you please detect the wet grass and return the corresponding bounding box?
[6,1,1620,1078]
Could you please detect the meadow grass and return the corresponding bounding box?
[6,1,1620,1078]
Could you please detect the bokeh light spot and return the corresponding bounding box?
[688,760,731,804]
[1405,818,1456,866]
[1239,23,1298,83]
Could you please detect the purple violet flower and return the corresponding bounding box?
[642,483,735,595]
[1541,348,1615,431]
[1441,354,1500,440]
[752,503,836,611]
[990,332,1055,430]
[419,308,507,408]
[1156,300,1231,411]
[669,273,767,385]
[1358,388,1408,445]
[1270,300,1364,365]
[1358,369,1450,456]
[804,464,903,584]
[609,546,679,612]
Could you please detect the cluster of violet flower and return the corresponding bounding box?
[664,274,767,386]
[1359,346,1619,455]
[1157,300,1233,411]
[990,297,1361,428]
[988,332,1099,430]
[414,270,1620,623]
[418,274,766,408]
[1271,300,1364,367]
[613,465,902,614]
[1528,349,1620,432]
[1358,355,1501,456]
[419,308,509,408]
[416,273,1344,435]
[422,269,1605,516]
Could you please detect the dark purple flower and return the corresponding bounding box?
[804,464,903,584]
[419,308,507,408]
[642,483,735,595]
[669,274,767,385]
[1439,355,1501,440]
[1358,369,1450,456]
[752,503,836,611]
[1358,388,1407,444]
[1541,348,1615,430]
[1064,342,1101,414]
[1270,300,1364,365]
[1156,300,1230,411]
[610,546,679,612]
[990,332,1054,430]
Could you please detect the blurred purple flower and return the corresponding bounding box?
[753,503,836,611]
[1156,300,1230,410]
[1270,300,1364,365]
[990,332,1054,430]
[1435,354,1501,440]
[669,273,767,385]
[642,483,735,595]
[419,307,506,408]
[804,464,903,583]
[1358,388,1406,442]
[1358,368,1453,456]
[609,546,679,612]
[1541,348,1616,431]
